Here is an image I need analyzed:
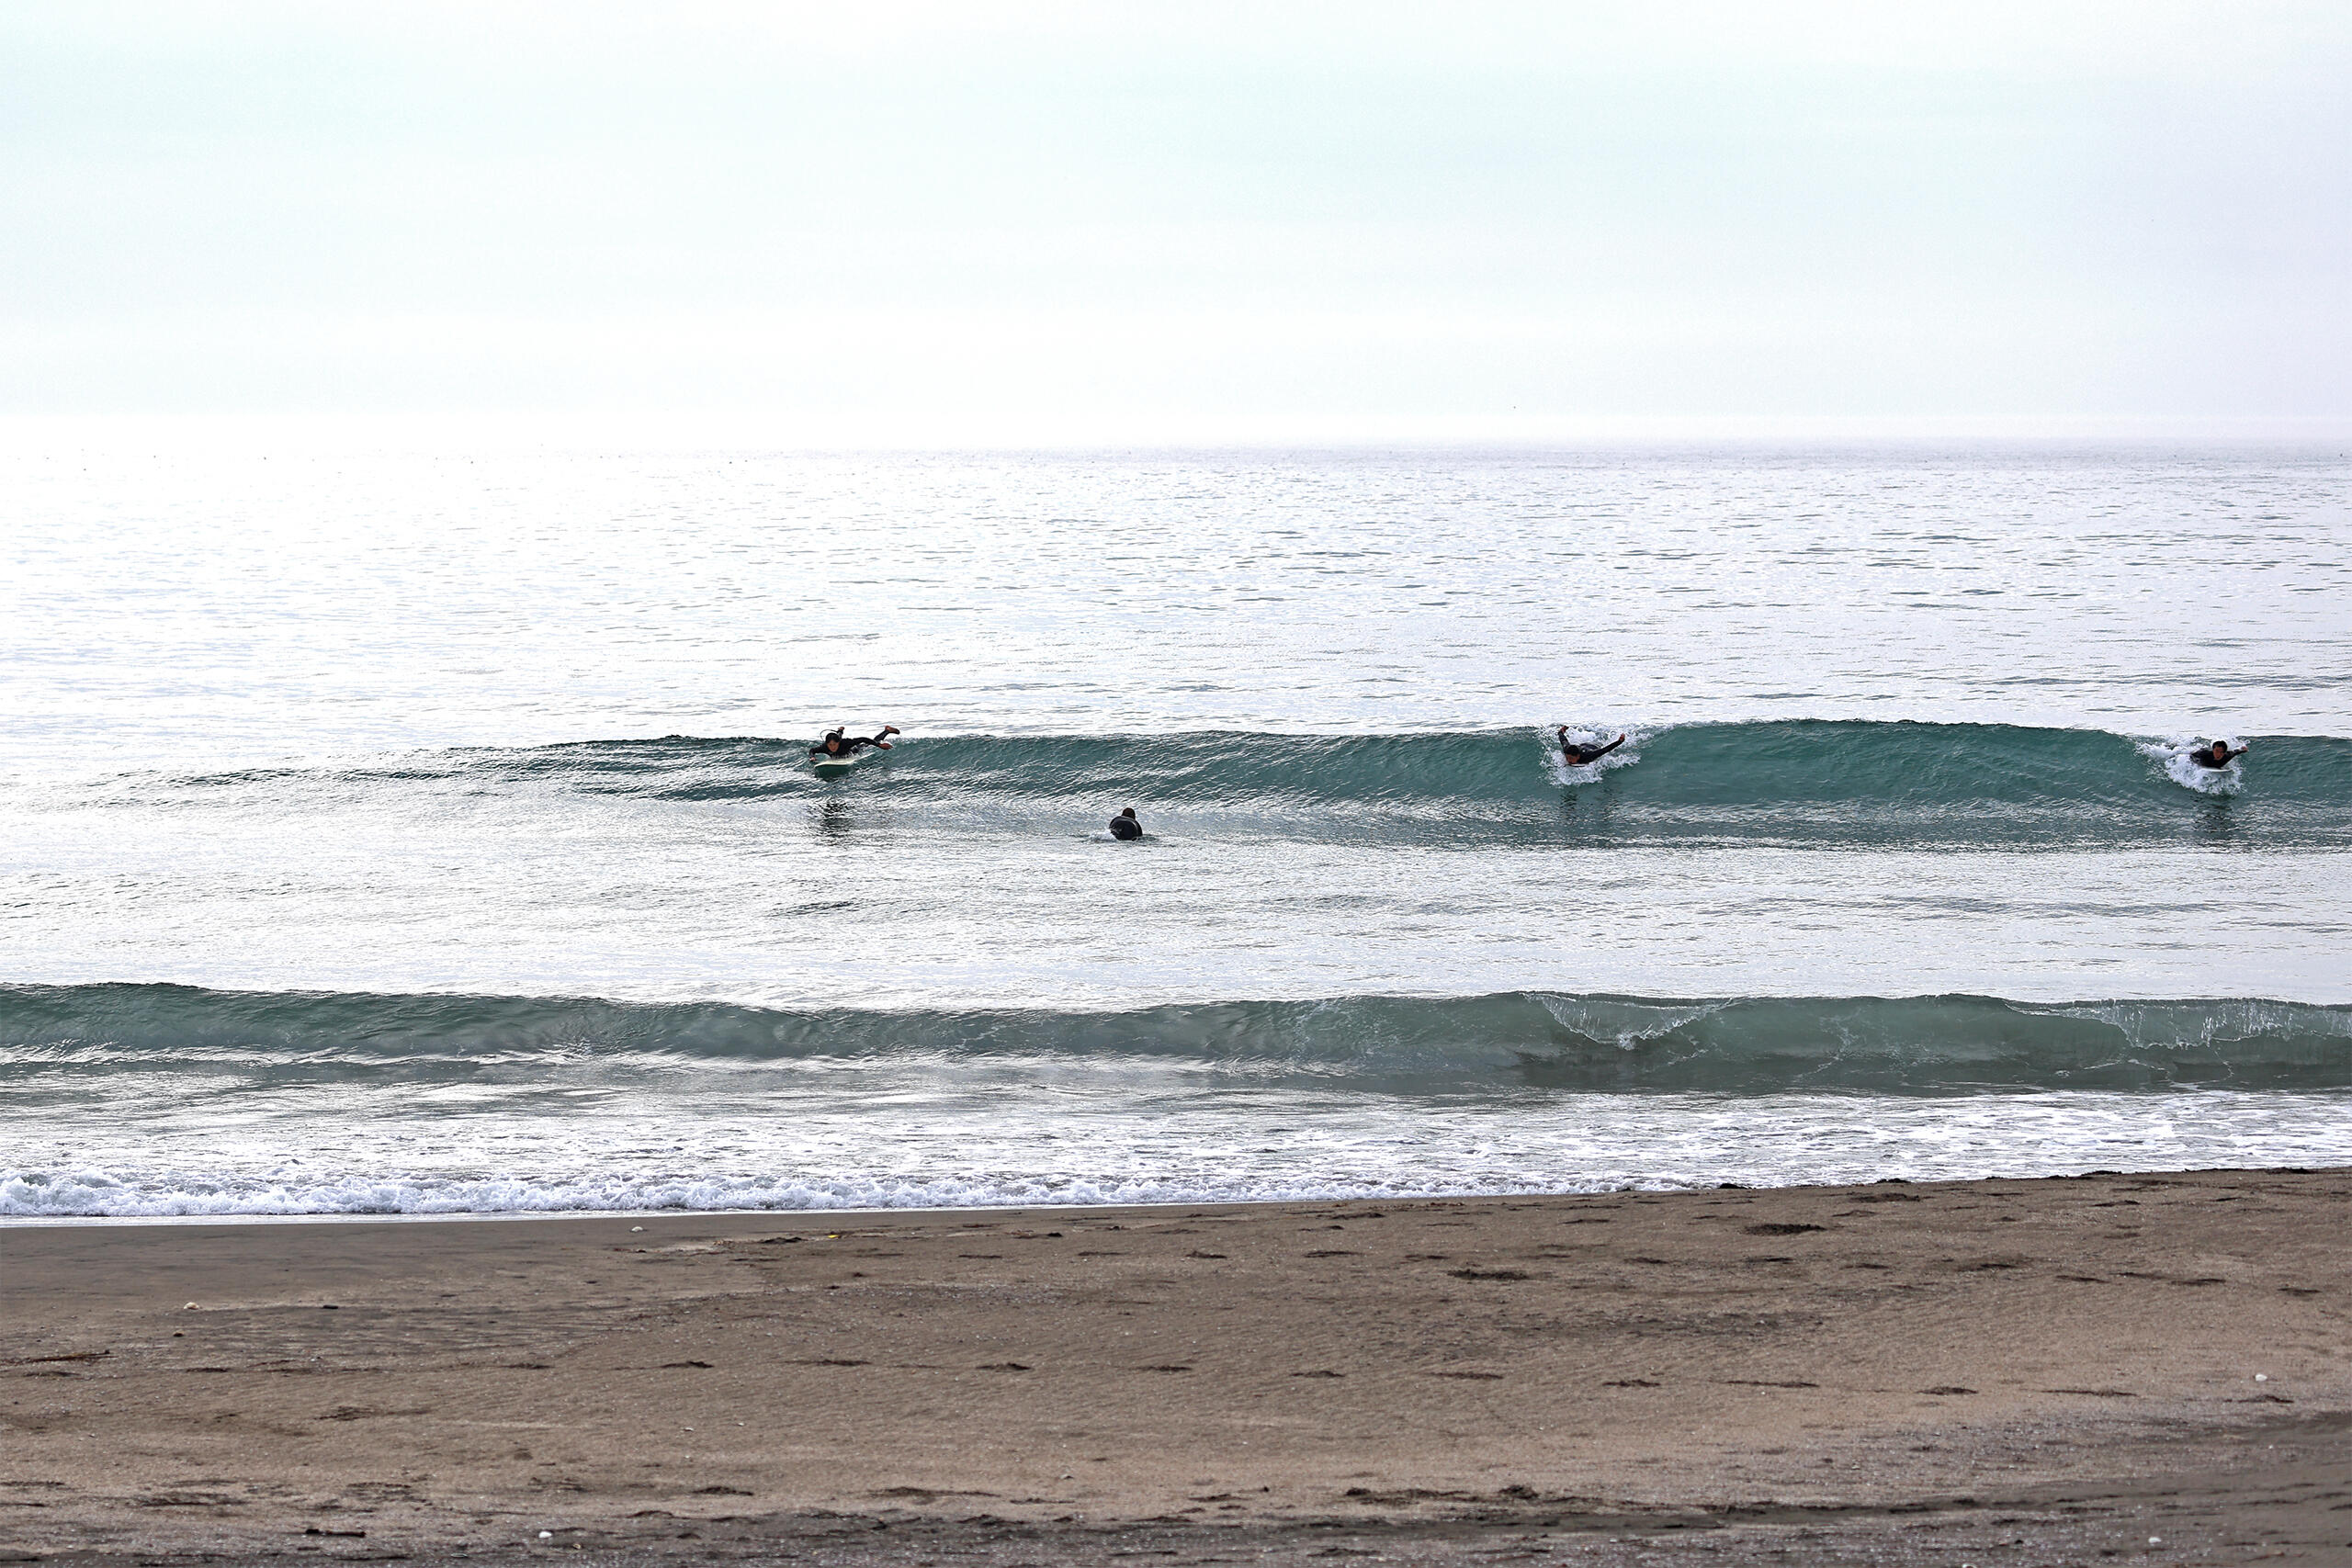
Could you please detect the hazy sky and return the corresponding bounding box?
[5,1,2347,440]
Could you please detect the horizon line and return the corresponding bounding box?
[5,410,2352,456]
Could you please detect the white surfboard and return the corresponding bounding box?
[811,751,864,777]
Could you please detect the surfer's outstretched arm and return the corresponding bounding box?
[1558,728,1627,765]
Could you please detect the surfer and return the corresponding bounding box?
[1557,726,1627,767]
[1109,807,1143,840]
[809,725,900,759]
[2188,739,2246,769]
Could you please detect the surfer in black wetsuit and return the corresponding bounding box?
[2189,739,2246,769]
[1557,726,1627,766]
[809,725,899,759]
[1109,807,1143,840]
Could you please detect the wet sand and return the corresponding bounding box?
[5,1168,2350,1565]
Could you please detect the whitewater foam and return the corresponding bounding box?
[2140,736,2249,796]
[9,1089,2349,1220]
[1544,727,1646,787]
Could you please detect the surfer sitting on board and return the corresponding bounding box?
[1109,807,1143,840]
[809,725,900,759]
[2188,739,2246,769]
[1557,726,1627,767]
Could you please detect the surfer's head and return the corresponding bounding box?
[1118,807,1136,820]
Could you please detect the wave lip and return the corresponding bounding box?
[3,983,2347,1094]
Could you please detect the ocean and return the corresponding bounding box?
[3,442,2347,1218]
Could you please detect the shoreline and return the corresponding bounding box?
[6,1168,2348,1564]
[15,1147,2352,1233]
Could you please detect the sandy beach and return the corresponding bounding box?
[5,1168,2349,1565]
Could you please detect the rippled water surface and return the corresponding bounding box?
[3,443,2346,1216]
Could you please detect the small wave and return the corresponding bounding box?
[3,983,2347,1094]
[81,722,2350,849]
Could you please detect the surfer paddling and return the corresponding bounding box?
[2188,739,2246,769]
[809,725,899,760]
[1558,727,1627,767]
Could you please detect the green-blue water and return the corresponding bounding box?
[220,722,2339,847]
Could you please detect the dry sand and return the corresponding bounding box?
[5,1168,2350,1565]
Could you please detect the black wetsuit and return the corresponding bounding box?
[2191,745,2242,769]
[1109,812,1143,840]
[1563,735,1626,766]
[809,732,888,759]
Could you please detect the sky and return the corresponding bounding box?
[3,1,2348,442]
